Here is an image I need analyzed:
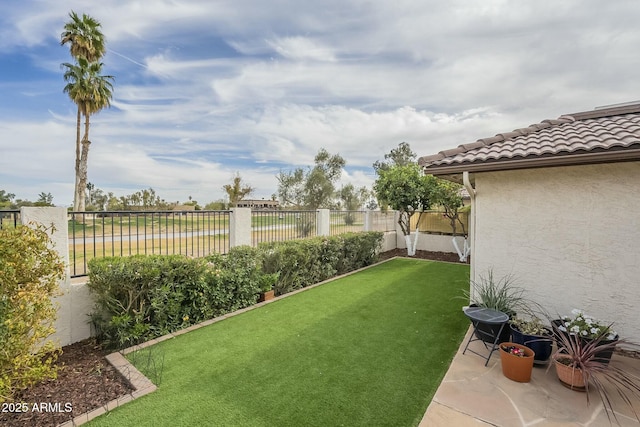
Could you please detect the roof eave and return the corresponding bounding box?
[422,149,640,177]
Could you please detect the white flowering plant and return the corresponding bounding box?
[557,309,617,341]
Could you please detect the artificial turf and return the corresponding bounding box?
[88,258,470,427]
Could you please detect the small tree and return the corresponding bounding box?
[373,164,439,256]
[204,199,228,210]
[435,180,466,236]
[0,190,15,209]
[337,184,370,225]
[277,168,305,209]
[303,148,345,209]
[434,179,470,261]
[373,142,416,174]
[35,192,54,207]
[277,148,345,210]
[223,173,254,207]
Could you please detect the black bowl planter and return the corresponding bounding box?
[470,305,514,344]
[475,321,512,344]
[510,324,553,364]
[551,319,619,365]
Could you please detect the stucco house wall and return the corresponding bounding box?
[472,161,640,343]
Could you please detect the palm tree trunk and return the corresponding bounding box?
[78,113,91,212]
[73,107,82,212]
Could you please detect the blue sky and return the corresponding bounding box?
[1,0,639,207]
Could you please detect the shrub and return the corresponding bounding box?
[259,239,335,295]
[296,216,315,237]
[0,224,65,402]
[87,255,206,349]
[88,249,267,348]
[344,212,356,226]
[259,232,383,295]
[203,246,263,316]
[336,232,383,275]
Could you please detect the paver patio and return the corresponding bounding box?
[421,327,640,426]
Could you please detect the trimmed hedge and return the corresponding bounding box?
[259,232,383,295]
[88,248,265,349]
[87,232,383,349]
[88,255,207,348]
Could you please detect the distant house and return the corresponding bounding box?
[236,199,280,209]
[419,102,640,343]
[172,205,196,214]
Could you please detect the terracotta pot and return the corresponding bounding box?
[499,342,535,383]
[554,356,587,391]
[259,290,275,302]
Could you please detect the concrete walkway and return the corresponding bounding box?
[420,328,640,426]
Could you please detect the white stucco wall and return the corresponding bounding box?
[472,161,640,343]
[380,231,397,252]
[394,231,462,254]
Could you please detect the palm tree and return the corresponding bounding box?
[61,11,111,213]
[62,57,114,212]
[60,11,105,62]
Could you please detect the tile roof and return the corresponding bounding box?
[419,103,640,175]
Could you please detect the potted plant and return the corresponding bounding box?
[553,309,618,364]
[462,268,529,343]
[549,321,640,424]
[500,342,535,382]
[510,316,553,364]
[258,272,279,302]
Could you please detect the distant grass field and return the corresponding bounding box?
[68,234,230,276]
[69,228,319,276]
[88,258,470,427]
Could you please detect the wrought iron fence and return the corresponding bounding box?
[329,210,365,235]
[251,210,317,246]
[69,210,231,278]
[9,208,406,279]
[0,210,20,229]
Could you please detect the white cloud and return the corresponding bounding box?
[248,104,507,167]
[267,36,336,62]
[2,0,640,207]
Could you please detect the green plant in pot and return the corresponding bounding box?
[553,309,619,364]
[549,321,640,425]
[510,316,553,364]
[258,272,279,302]
[462,268,528,343]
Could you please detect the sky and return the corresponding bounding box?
[1,0,639,207]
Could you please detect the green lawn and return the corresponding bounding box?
[89,258,470,427]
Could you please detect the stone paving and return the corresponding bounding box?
[420,328,640,427]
